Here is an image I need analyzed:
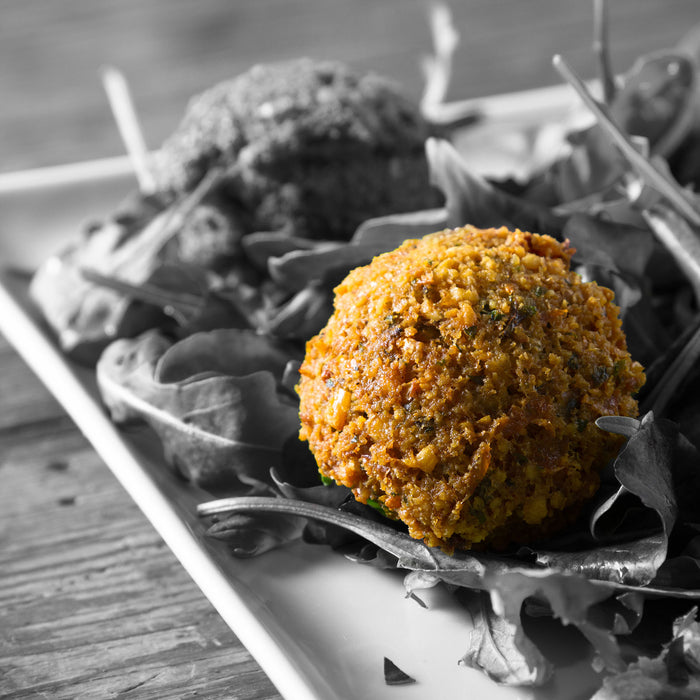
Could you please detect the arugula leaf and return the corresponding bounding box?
[30,168,227,364]
[425,137,565,235]
[259,208,452,339]
[264,283,335,340]
[30,216,168,364]
[600,414,679,540]
[589,413,700,591]
[655,540,700,590]
[527,535,667,589]
[486,569,625,676]
[551,124,628,205]
[206,512,306,557]
[96,328,300,490]
[591,607,700,699]
[459,589,552,686]
[383,657,416,686]
[350,208,449,247]
[267,215,447,294]
[82,262,254,335]
[564,214,655,278]
[610,52,697,159]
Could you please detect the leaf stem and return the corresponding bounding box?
[641,206,700,304]
[101,65,156,195]
[198,496,441,571]
[592,0,616,104]
[79,268,202,325]
[80,268,202,310]
[421,2,460,116]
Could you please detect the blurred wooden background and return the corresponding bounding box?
[2,0,700,173]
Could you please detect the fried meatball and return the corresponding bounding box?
[297,226,645,551]
[153,58,440,240]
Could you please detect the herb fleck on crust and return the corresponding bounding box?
[297,226,645,551]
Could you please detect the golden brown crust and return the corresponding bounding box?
[297,226,645,550]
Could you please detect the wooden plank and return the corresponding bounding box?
[1,0,698,170]
[0,337,281,698]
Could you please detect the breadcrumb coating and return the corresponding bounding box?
[297,226,645,551]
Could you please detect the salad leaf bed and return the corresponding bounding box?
[29,4,700,695]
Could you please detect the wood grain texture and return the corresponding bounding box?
[0,1,698,698]
[1,0,699,172]
[0,334,281,699]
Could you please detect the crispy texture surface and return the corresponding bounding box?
[297,226,645,550]
[153,58,439,240]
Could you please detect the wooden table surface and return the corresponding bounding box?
[1,1,698,698]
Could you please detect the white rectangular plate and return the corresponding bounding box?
[0,83,604,700]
